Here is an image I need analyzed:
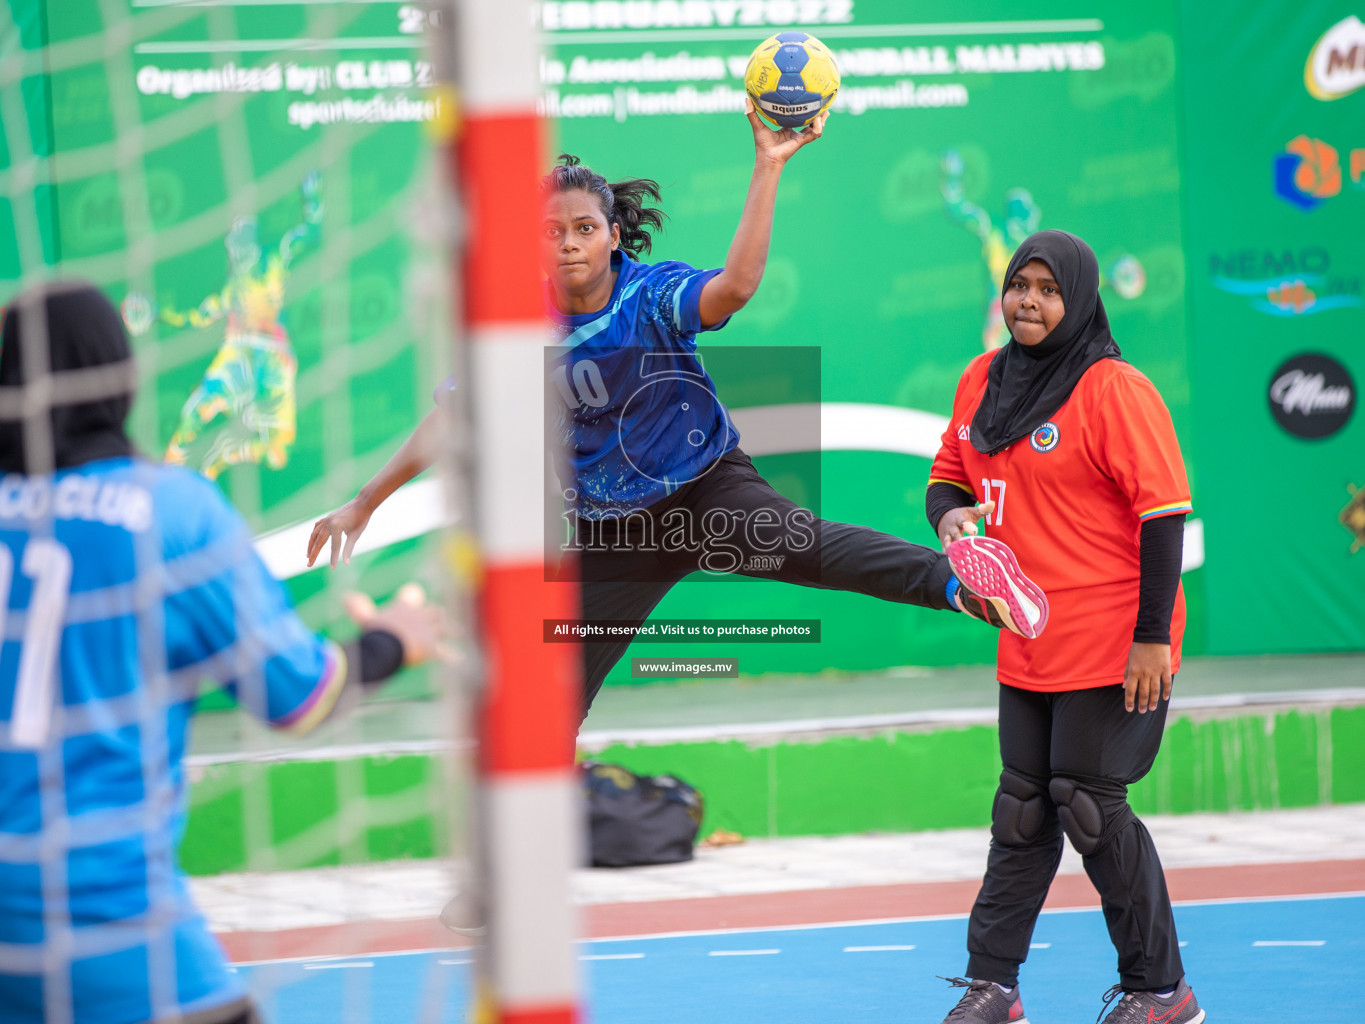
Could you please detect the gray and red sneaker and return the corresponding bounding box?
[1096,978,1205,1024]
[946,535,1048,639]
[937,977,1028,1024]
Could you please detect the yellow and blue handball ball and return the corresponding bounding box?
[744,31,840,130]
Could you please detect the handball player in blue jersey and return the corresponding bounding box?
[309,99,1049,716]
[0,283,443,1024]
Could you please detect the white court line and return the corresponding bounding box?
[1029,943,1051,949]
[709,949,780,956]
[187,736,458,768]
[438,958,473,965]
[304,960,374,969]
[232,946,469,968]
[581,953,645,961]
[222,892,1355,969]
[844,945,915,952]
[1253,940,1325,947]
[589,891,1365,945]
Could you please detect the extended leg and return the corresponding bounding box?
[675,449,955,608]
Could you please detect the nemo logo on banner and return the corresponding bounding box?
[1305,15,1365,100]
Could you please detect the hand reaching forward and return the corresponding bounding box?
[307,497,373,569]
[936,501,996,549]
[342,583,452,667]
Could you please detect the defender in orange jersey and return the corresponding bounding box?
[925,231,1204,1024]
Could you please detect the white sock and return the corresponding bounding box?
[1154,987,1175,998]
[994,983,1015,996]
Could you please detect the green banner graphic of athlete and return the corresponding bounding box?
[940,150,1147,351]
[122,174,322,480]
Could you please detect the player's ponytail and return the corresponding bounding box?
[603,175,665,258]
[542,154,665,258]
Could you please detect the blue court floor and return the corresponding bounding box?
[235,893,1362,1023]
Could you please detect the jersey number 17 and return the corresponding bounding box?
[980,478,1006,526]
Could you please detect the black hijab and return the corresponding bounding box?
[969,230,1122,456]
[0,282,137,474]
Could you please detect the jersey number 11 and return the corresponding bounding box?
[0,540,73,749]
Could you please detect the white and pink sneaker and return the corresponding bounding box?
[946,535,1049,639]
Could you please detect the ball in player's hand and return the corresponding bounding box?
[744,31,840,130]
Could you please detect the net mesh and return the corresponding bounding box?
[1,1,473,1021]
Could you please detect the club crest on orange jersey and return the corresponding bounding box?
[1030,421,1059,453]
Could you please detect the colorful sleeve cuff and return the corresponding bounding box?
[1138,501,1193,521]
[274,640,349,735]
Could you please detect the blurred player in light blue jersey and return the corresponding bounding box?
[0,283,443,1024]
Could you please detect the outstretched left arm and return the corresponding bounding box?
[697,102,826,329]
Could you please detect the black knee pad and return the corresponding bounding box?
[990,770,1048,847]
[1049,776,1109,855]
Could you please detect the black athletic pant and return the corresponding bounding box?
[574,448,955,714]
[965,682,1183,991]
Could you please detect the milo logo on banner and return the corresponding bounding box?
[1305,15,1365,100]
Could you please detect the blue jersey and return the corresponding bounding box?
[0,458,347,1024]
[550,252,739,519]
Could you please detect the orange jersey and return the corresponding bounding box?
[930,353,1192,691]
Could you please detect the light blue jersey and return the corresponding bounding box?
[550,252,738,519]
[0,457,347,1024]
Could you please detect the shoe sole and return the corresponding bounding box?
[947,536,1049,639]
[439,898,486,937]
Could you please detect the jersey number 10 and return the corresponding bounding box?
[0,540,73,749]
[551,360,610,409]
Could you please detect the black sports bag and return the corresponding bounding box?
[581,762,704,867]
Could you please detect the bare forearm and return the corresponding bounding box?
[698,104,825,326]
[357,409,440,511]
[722,159,785,297]
[699,159,785,325]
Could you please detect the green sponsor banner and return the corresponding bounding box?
[6,0,441,512]
[9,0,1359,685]
[1179,2,1365,652]
[2,0,447,698]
